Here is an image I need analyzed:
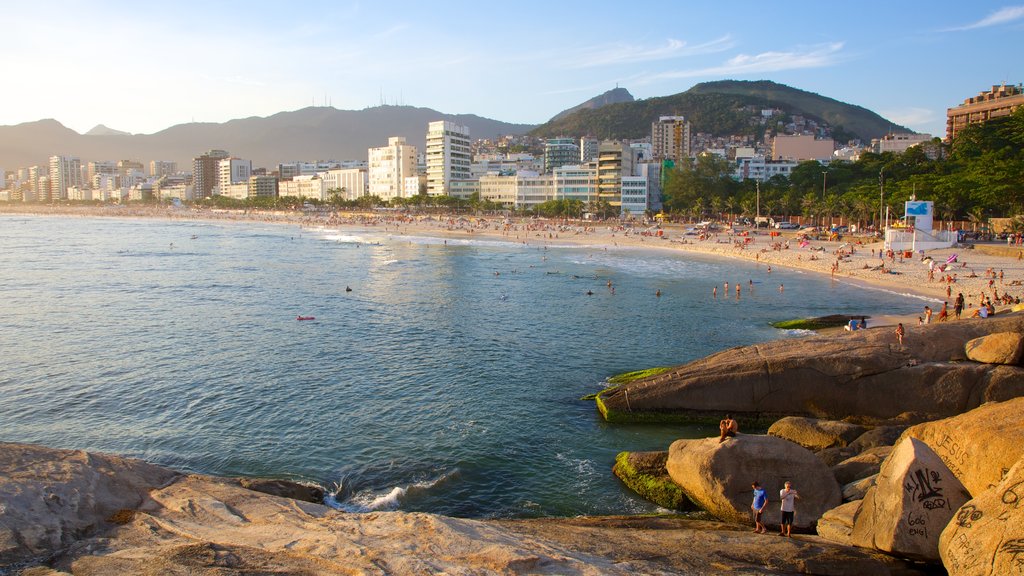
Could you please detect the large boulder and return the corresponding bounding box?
[235,477,325,503]
[965,332,1024,365]
[666,435,840,530]
[597,314,1024,424]
[0,442,179,566]
[611,451,694,511]
[768,417,867,451]
[818,500,862,546]
[939,456,1024,576]
[843,474,877,502]
[851,437,972,561]
[900,397,1024,496]
[848,426,908,453]
[832,446,893,486]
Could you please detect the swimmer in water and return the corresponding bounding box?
[656,290,661,297]
[713,286,718,298]
[586,290,594,296]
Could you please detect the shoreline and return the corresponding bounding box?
[5,204,1020,327]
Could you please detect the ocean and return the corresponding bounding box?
[0,214,928,517]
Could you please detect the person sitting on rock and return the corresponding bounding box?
[719,414,738,442]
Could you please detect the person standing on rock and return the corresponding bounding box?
[751,482,768,533]
[778,481,800,537]
[894,323,905,347]
[718,414,738,442]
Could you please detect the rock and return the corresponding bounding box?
[900,397,1024,496]
[939,456,1024,576]
[596,313,1024,424]
[611,451,693,511]
[833,446,893,486]
[666,435,840,530]
[236,478,325,503]
[818,500,862,546]
[0,443,929,576]
[848,426,908,453]
[851,437,972,561]
[965,331,1024,365]
[0,442,179,567]
[984,365,1024,402]
[768,417,867,451]
[843,474,878,502]
[817,446,858,467]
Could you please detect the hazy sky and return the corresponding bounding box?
[2,1,1021,137]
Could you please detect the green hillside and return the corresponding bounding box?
[531,80,909,143]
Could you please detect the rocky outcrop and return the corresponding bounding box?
[899,397,1024,496]
[851,438,972,561]
[611,451,693,511]
[0,442,179,567]
[843,474,878,502]
[832,446,893,486]
[939,455,1024,576]
[234,477,324,503]
[768,417,867,451]
[597,314,1024,424]
[666,435,840,530]
[0,443,928,576]
[965,331,1024,365]
[818,500,862,546]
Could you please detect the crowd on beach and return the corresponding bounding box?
[4,203,1024,327]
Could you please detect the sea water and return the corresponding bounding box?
[0,215,929,517]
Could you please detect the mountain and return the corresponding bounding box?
[531,80,909,143]
[85,124,132,136]
[550,87,635,122]
[0,106,535,170]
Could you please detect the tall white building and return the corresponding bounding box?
[425,120,470,196]
[49,155,83,201]
[318,168,368,200]
[620,162,662,218]
[368,137,418,200]
[651,116,691,161]
[218,158,252,194]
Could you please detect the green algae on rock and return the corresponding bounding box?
[611,451,694,511]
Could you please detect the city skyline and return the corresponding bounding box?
[2,1,1022,138]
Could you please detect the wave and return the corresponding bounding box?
[324,469,458,512]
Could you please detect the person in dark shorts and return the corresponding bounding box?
[779,481,800,537]
[751,481,768,533]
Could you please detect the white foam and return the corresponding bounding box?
[325,469,458,513]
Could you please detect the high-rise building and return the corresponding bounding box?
[193,149,229,199]
[87,161,118,184]
[544,138,580,173]
[247,175,279,198]
[218,158,252,194]
[651,116,691,161]
[946,83,1024,142]
[150,160,178,177]
[425,121,470,196]
[368,137,418,200]
[771,135,835,162]
[580,137,599,163]
[319,168,368,200]
[596,141,633,209]
[48,155,82,201]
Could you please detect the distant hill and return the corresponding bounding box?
[550,87,635,122]
[0,106,535,170]
[85,124,132,136]
[531,80,909,143]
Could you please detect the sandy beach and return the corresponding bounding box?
[5,203,1022,327]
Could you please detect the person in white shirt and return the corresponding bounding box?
[779,481,800,537]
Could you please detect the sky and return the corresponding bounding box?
[1,0,1021,138]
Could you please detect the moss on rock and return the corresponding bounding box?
[612,451,694,511]
[607,367,672,385]
[770,314,861,330]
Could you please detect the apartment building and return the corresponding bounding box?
[368,137,418,201]
[425,121,470,196]
[946,83,1024,142]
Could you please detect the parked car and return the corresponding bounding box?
[774,221,799,230]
